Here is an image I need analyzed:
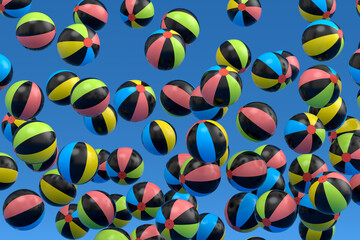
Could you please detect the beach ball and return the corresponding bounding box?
[186,120,228,163]
[95,228,131,240]
[120,0,154,28]
[299,222,335,240]
[189,86,228,121]
[39,169,77,206]
[131,224,163,240]
[84,105,117,135]
[106,147,144,185]
[275,50,300,83]
[164,190,198,209]
[77,190,116,229]
[161,8,199,45]
[145,29,186,70]
[180,157,221,196]
[255,190,297,232]
[91,149,110,183]
[57,141,99,185]
[284,113,326,154]
[254,168,285,197]
[226,151,267,191]
[1,113,25,142]
[193,213,225,240]
[285,183,306,206]
[299,0,336,22]
[25,147,58,172]
[200,65,242,107]
[349,48,360,85]
[56,204,89,239]
[289,154,328,193]
[309,171,352,214]
[156,199,199,240]
[225,192,259,233]
[16,12,55,50]
[0,0,31,18]
[13,120,57,164]
[0,54,13,90]
[0,153,18,190]
[46,70,80,105]
[142,120,177,155]
[109,194,132,228]
[164,153,191,193]
[3,189,44,230]
[328,116,360,143]
[251,52,292,92]
[160,80,194,117]
[299,65,341,108]
[237,102,277,142]
[302,19,344,61]
[126,182,164,220]
[216,39,251,73]
[5,80,44,120]
[329,133,360,175]
[73,0,108,31]
[114,80,156,122]
[227,0,262,27]
[57,24,100,66]
[350,173,360,205]
[254,145,287,174]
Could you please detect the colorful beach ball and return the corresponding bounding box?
[131,224,163,240]
[156,199,199,240]
[126,182,164,220]
[179,157,221,196]
[70,78,109,117]
[13,120,57,164]
[0,153,18,190]
[56,204,89,239]
[227,0,262,27]
[77,190,116,229]
[95,228,131,240]
[1,113,25,142]
[299,0,336,22]
[114,80,156,122]
[5,80,44,120]
[161,8,199,45]
[216,39,251,73]
[302,20,344,61]
[0,0,31,18]
[145,29,186,70]
[200,65,242,107]
[275,50,300,83]
[0,54,13,90]
[57,141,99,185]
[226,151,267,192]
[225,192,259,233]
[3,189,44,230]
[328,116,360,143]
[284,113,326,154]
[236,102,277,142]
[73,0,108,31]
[193,213,225,240]
[84,105,117,135]
[160,80,194,117]
[16,12,56,50]
[254,145,287,174]
[350,173,360,205]
[142,120,177,155]
[164,190,198,209]
[186,120,228,163]
[46,70,80,105]
[120,0,154,29]
[57,24,100,66]
[39,169,77,206]
[299,222,335,240]
[349,48,360,86]
[255,190,297,232]
[309,171,352,214]
[91,149,110,183]
[289,154,328,193]
[109,194,132,228]
[254,168,285,198]
[164,153,191,193]
[251,52,292,92]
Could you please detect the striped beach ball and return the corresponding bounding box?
[328,116,360,143]
[299,222,335,240]
[3,189,44,230]
[91,149,110,183]
[5,80,44,120]
[193,213,225,240]
[0,153,18,190]
[237,102,277,142]
[77,190,116,229]
[13,120,57,164]
[349,48,360,86]
[0,0,31,18]
[145,29,186,70]
[73,0,108,31]
[164,153,191,193]
[299,0,336,22]
[120,0,154,29]
[254,145,287,174]
[216,39,251,73]
[109,194,132,228]
[350,173,360,205]
[164,190,198,209]
[16,12,56,50]
[131,224,163,240]
[46,70,80,105]
[25,147,58,172]
[254,168,285,198]
[0,54,13,90]
[1,113,26,142]
[57,24,100,66]
[56,204,89,239]
[227,0,262,27]
[302,19,344,61]
[84,105,117,135]
[275,50,300,83]
[95,228,131,240]
[114,80,156,122]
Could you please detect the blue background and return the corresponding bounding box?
[0,0,359,239]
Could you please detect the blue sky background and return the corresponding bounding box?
[0,0,359,239]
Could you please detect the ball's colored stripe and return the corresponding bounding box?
[162,85,191,109]
[67,24,89,39]
[87,191,114,225]
[3,194,42,219]
[241,107,276,134]
[157,120,176,154]
[130,92,149,122]
[146,37,166,68]
[142,123,159,155]
[57,41,84,59]
[40,179,75,205]
[114,87,136,110]
[78,4,108,23]
[135,2,154,20]
[257,52,283,76]
[16,12,54,29]
[80,46,96,66]
[245,6,262,21]
[4,4,31,18]
[303,34,339,57]
[195,123,216,162]
[185,164,220,182]
[166,11,199,37]
[48,77,79,101]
